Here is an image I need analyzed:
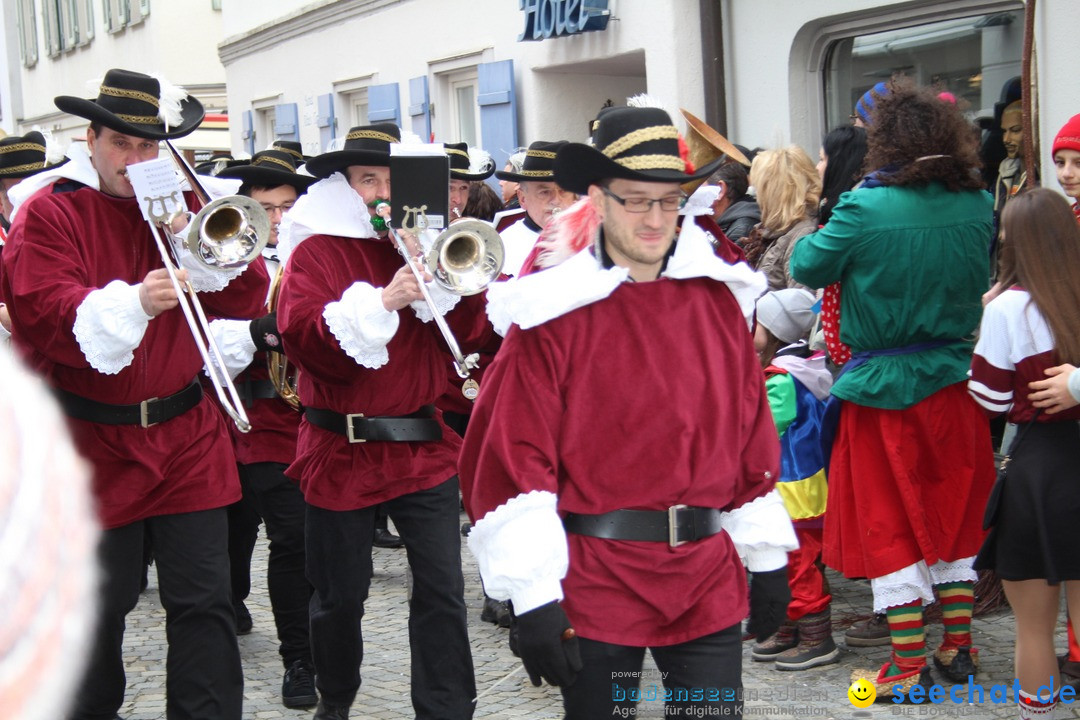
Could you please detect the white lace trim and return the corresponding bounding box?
[410,279,461,322]
[485,248,629,336]
[174,238,246,293]
[467,490,567,614]
[870,558,976,613]
[205,318,257,381]
[720,489,799,572]
[72,280,153,375]
[277,172,376,267]
[322,281,399,369]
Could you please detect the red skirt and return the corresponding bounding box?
[822,382,995,579]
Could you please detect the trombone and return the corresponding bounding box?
[375,203,503,398]
[142,140,271,432]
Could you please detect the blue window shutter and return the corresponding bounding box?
[273,103,300,142]
[408,75,431,141]
[241,110,255,156]
[317,93,336,153]
[367,83,401,125]
[478,60,518,191]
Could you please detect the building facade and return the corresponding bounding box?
[1,0,229,156]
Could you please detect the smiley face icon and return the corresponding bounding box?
[848,678,876,707]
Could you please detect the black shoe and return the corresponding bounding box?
[373,528,404,549]
[313,699,350,720]
[233,601,253,635]
[282,659,318,709]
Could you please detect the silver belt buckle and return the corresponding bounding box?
[668,504,688,548]
[345,412,366,443]
[139,397,160,428]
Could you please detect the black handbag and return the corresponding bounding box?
[983,412,1041,531]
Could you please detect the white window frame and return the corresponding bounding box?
[332,73,374,131]
[428,46,492,145]
[446,69,480,147]
[72,0,94,46]
[16,0,38,67]
[790,0,1023,152]
[250,94,282,154]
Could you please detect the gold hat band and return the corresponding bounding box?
[526,149,556,159]
[602,125,679,160]
[519,169,554,177]
[276,146,304,160]
[99,85,160,109]
[0,161,46,174]
[615,154,686,172]
[0,143,46,154]
[116,113,160,125]
[446,148,470,159]
[346,130,398,143]
[253,155,295,171]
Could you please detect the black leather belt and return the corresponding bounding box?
[303,405,441,443]
[563,506,725,548]
[238,379,279,407]
[54,381,203,428]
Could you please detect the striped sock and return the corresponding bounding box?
[1018,687,1057,719]
[937,581,974,648]
[885,600,925,675]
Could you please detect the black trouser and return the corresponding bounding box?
[228,461,313,667]
[71,509,243,720]
[306,476,476,719]
[561,624,743,719]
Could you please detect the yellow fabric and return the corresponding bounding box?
[776,469,827,520]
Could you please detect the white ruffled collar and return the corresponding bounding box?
[486,217,765,335]
[277,172,376,266]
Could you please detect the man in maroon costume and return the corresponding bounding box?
[275,124,484,720]
[460,106,797,719]
[1,68,269,720]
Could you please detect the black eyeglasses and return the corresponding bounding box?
[601,187,686,213]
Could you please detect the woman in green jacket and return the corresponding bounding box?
[789,83,997,699]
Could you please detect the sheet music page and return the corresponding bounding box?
[127,157,187,223]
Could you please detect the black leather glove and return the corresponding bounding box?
[514,601,583,687]
[249,312,281,353]
[746,567,790,642]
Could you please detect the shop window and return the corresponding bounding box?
[16,0,38,67]
[822,9,1023,130]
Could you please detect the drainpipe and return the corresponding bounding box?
[699,0,727,134]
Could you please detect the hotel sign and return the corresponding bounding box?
[518,0,611,41]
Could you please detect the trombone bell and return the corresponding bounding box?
[427,219,504,296]
[184,195,271,269]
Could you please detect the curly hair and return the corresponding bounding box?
[749,145,821,233]
[863,82,983,191]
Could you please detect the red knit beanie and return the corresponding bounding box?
[1052,113,1080,157]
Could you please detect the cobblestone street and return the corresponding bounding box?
[119,516,1080,719]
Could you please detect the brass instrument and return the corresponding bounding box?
[266,265,300,410]
[376,204,503,396]
[141,140,271,432]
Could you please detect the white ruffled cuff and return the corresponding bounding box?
[323,281,399,369]
[73,280,154,375]
[410,279,461,322]
[0,314,9,342]
[174,239,246,292]
[720,489,799,572]
[1069,368,1080,403]
[205,318,257,381]
[467,490,568,614]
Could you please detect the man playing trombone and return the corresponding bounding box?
[1,68,269,720]
[275,124,488,720]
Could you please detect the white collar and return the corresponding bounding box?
[8,143,100,223]
[277,172,375,266]
[486,217,765,335]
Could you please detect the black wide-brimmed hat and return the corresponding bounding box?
[305,124,400,178]
[0,131,68,179]
[54,68,204,140]
[554,107,725,195]
[271,140,311,164]
[445,142,495,181]
[216,149,317,193]
[495,140,568,182]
